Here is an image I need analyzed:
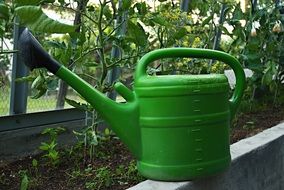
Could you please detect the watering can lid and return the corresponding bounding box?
[135,74,228,88]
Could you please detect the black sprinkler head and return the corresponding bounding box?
[18,28,61,74]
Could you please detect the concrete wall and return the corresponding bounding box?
[0,120,85,164]
[128,122,284,190]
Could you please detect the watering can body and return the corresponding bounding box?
[19,29,246,181]
[135,75,231,180]
[132,49,245,180]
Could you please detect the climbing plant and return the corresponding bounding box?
[221,1,284,105]
[1,0,283,109]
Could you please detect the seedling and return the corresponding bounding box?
[39,127,65,166]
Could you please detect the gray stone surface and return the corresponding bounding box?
[128,122,284,190]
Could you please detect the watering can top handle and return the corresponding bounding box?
[135,48,246,117]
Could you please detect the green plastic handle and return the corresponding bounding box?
[135,48,246,118]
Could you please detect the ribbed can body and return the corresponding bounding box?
[135,74,231,181]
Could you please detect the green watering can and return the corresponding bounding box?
[19,28,246,181]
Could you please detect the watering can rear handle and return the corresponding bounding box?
[135,48,246,118]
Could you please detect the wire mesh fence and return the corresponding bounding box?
[0,52,11,116]
[0,82,10,116]
[0,74,79,116]
[26,88,77,113]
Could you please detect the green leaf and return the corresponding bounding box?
[202,15,213,26]
[84,62,99,67]
[87,5,95,12]
[103,5,112,19]
[32,159,38,167]
[45,40,66,49]
[220,25,231,36]
[31,73,44,89]
[16,76,36,82]
[15,6,76,33]
[41,127,53,135]
[122,0,132,10]
[65,98,93,111]
[14,0,42,7]
[0,3,9,20]
[127,20,147,46]
[20,173,29,190]
[49,141,57,149]
[58,0,64,6]
[44,0,55,3]
[134,2,147,16]
[173,27,187,40]
[104,128,110,136]
[262,62,277,85]
[30,72,47,99]
[39,142,49,150]
[232,3,244,20]
[151,15,170,26]
[73,130,83,136]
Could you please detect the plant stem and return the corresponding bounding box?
[56,0,88,109]
[70,47,101,67]
[50,4,98,25]
[103,20,126,43]
[107,52,147,68]
[97,0,108,86]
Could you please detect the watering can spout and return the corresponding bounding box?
[18,28,141,158]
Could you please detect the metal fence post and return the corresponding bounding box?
[107,0,128,100]
[180,0,190,12]
[208,3,227,66]
[212,3,226,51]
[9,20,28,115]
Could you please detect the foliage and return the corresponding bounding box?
[0,1,10,39]
[85,166,112,189]
[39,127,66,166]
[18,170,29,190]
[15,5,76,33]
[220,1,284,106]
[73,121,99,163]
[84,161,143,189]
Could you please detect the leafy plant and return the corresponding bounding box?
[116,160,144,182]
[222,1,284,106]
[15,5,76,33]
[39,127,65,166]
[85,166,112,190]
[73,109,101,163]
[242,121,255,130]
[18,170,29,190]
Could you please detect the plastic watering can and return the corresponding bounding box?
[18,28,246,181]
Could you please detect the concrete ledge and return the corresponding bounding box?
[0,120,85,163]
[128,122,284,190]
